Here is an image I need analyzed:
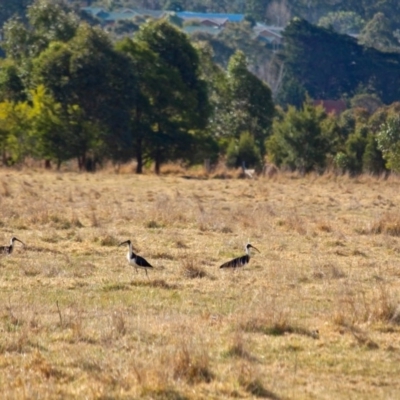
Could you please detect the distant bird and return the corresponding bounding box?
[220,243,260,270]
[1,237,25,255]
[119,240,154,278]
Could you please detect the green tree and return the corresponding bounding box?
[343,125,368,174]
[266,101,332,173]
[359,12,399,51]
[245,0,271,22]
[0,60,26,102]
[3,0,79,61]
[28,84,67,167]
[377,116,400,172]
[0,99,31,164]
[31,23,138,168]
[281,17,400,105]
[226,131,261,169]
[226,50,274,157]
[362,132,386,174]
[318,11,365,34]
[0,0,31,27]
[134,20,210,173]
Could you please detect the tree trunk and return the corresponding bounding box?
[136,136,143,174]
[77,153,86,171]
[155,147,161,175]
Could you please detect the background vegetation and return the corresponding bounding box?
[1,0,400,176]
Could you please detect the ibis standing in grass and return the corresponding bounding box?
[220,243,260,270]
[119,240,154,278]
[1,237,25,255]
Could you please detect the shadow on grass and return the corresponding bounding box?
[142,388,189,400]
[130,279,179,290]
[241,319,319,339]
[242,378,282,399]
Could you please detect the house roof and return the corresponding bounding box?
[81,7,168,22]
[183,25,221,36]
[81,7,106,16]
[314,100,347,115]
[254,23,283,38]
[104,12,140,22]
[183,17,228,26]
[177,11,244,22]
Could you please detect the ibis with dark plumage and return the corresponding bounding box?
[119,240,154,278]
[1,237,25,255]
[220,243,260,270]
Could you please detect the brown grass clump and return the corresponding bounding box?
[366,212,400,236]
[180,256,208,279]
[237,363,281,399]
[333,284,398,326]
[171,343,214,384]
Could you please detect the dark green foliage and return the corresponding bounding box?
[0,60,26,102]
[266,101,332,173]
[362,132,386,174]
[281,18,400,105]
[0,0,31,27]
[226,132,262,169]
[226,51,274,156]
[343,126,368,174]
[377,116,400,172]
[120,20,211,173]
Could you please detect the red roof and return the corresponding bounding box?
[314,100,347,115]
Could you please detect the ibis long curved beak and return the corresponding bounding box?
[250,244,260,253]
[13,237,25,246]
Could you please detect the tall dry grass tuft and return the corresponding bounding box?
[237,362,281,399]
[278,213,307,235]
[333,283,399,326]
[226,331,257,361]
[364,212,400,236]
[237,297,318,339]
[171,342,214,384]
[1,181,11,197]
[180,255,208,279]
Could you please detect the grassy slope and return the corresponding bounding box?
[0,168,400,399]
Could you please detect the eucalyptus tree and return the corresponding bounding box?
[226,50,274,157]
[132,20,211,173]
[2,0,80,88]
[31,24,138,168]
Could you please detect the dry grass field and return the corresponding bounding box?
[1,165,400,399]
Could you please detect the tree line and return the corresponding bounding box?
[0,0,273,172]
[2,0,400,176]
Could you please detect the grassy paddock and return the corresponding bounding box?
[1,166,400,399]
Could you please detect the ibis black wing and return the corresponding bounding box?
[1,246,11,255]
[136,255,153,268]
[220,254,249,269]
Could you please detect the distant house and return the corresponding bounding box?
[253,23,284,50]
[192,17,229,28]
[314,100,347,115]
[81,7,169,26]
[183,25,221,36]
[176,11,244,23]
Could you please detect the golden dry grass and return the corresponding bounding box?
[1,167,400,399]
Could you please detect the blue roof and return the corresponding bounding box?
[177,12,244,22]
